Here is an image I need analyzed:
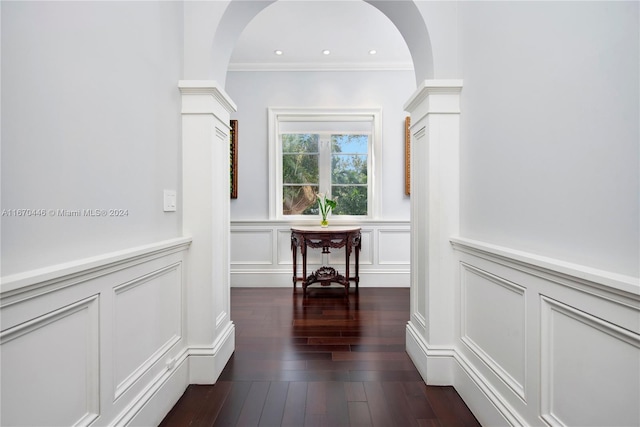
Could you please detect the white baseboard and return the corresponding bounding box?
[231,270,409,287]
[123,323,235,427]
[451,351,524,427]
[120,353,190,427]
[405,321,455,385]
[188,320,236,384]
[406,321,518,427]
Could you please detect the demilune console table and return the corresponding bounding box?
[290,226,362,296]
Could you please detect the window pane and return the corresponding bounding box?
[331,134,368,154]
[282,134,318,153]
[332,186,367,216]
[332,154,367,184]
[283,154,318,184]
[283,185,319,215]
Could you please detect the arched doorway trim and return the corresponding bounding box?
[211,0,434,86]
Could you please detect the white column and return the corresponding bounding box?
[404,80,462,384]
[179,81,237,383]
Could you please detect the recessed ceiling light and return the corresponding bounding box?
[322,49,331,55]
[369,49,377,55]
[274,50,283,55]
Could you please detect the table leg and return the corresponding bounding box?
[302,240,308,296]
[291,240,297,289]
[355,238,360,293]
[345,243,350,296]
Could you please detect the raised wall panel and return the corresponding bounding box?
[0,296,100,427]
[277,229,295,264]
[329,229,373,265]
[231,230,274,265]
[113,264,182,400]
[461,263,526,399]
[278,229,322,265]
[378,230,410,265]
[541,297,640,427]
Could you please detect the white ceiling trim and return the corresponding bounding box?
[227,62,415,72]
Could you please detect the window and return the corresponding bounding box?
[269,108,381,220]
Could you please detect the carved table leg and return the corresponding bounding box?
[291,237,297,289]
[302,239,308,296]
[355,236,360,293]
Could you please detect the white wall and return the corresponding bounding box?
[1,1,184,276]
[226,70,415,221]
[457,1,639,277]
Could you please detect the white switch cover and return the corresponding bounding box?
[163,190,177,212]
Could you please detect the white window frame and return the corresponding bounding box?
[269,107,382,220]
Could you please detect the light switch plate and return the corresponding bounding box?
[163,190,177,212]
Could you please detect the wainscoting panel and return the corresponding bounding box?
[0,295,100,427]
[378,229,410,265]
[460,263,526,400]
[231,221,409,287]
[328,229,373,266]
[231,229,274,265]
[540,296,640,427]
[442,237,640,427]
[113,263,182,401]
[0,238,193,427]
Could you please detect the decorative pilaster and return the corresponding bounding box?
[404,80,462,384]
[179,80,237,383]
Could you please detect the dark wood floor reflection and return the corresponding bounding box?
[159,287,480,426]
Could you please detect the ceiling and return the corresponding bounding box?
[228,1,413,71]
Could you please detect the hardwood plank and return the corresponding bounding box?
[362,381,395,427]
[258,382,289,427]
[235,381,270,427]
[348,401,374,427]
[325,381,351,427]
[281,382,307,427]
[344,382,367,402]
[403,381,437,420]
[212,381,252,427]
[305,382,328,416]
[195,382,233,427]
[421,385,480,427]
[158,385,213,426]
[380,381,419,427]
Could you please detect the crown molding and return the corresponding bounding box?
[178,80,237,114]
[404,79,463,115]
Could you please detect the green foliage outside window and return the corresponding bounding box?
[282,134,319,215]
[282,133,368,216]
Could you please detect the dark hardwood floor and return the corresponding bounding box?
[159,287,480,427]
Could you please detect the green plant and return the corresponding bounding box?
[316,193,337,225]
